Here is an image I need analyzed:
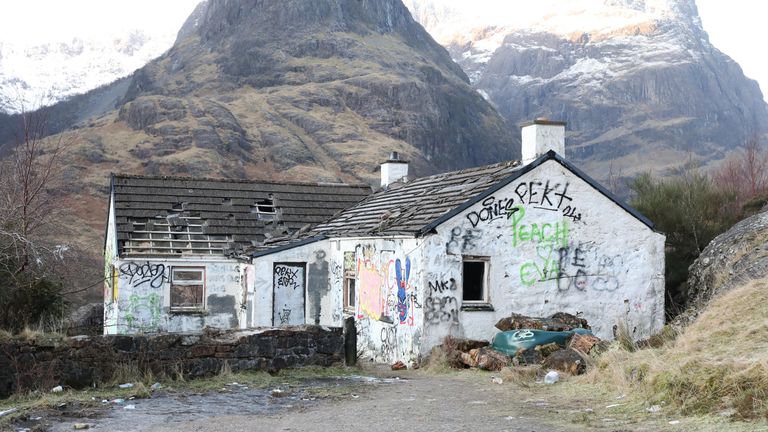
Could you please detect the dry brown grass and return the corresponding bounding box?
[580,278,768,419]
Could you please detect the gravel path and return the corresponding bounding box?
[146,368,577,432]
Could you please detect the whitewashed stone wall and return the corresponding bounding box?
[421,159,665,350]
[105,257,249,335]
[251,241,342,328]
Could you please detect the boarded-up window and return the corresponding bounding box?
[171,267,205,311]
[343,251,356,311]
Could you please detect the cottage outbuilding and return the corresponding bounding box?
[102,175,370,334]
[249,121,665,365]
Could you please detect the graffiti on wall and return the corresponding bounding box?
[356,245,418,326]
[122,293,161,332]
[119,262,168,289]
[465,180,581,229]
[445,226,480,255]
[425,275,459,325]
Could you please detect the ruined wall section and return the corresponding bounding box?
[0,327,343,399]
[422,159,665,348]
[341,237,426,366]
[108,258,250,334]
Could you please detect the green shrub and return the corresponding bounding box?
[630,167,737,317]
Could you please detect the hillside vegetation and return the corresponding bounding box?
[583,278,768,420]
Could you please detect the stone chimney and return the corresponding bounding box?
[521,119,566,164]
[381,151,409,188]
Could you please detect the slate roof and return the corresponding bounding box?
[307,150,653,239]
[110,174,371,256]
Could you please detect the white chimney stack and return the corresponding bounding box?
[381,151,409,188]
[521,119,566,164]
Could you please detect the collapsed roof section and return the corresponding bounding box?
[110,174,371,257]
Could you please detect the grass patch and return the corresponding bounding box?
[564,278,768,422]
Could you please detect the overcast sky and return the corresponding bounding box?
[0,0,765,99]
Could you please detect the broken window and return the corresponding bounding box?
[170,267,205,312]
[251,197,276,221]
[343,251,356,311]
[462,257,489,303]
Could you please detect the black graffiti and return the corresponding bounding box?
[119,262,167,289]
[428,278,457,294]
[425,296,459,325]
[445,226,481,254]
[380,326,397,357]
[278,308,291,325]
[515,180,582,221]
[555,246,622,292]
[466,196,517,227]
[274,266,301,290]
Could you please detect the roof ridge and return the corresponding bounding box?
[111,173,371,189]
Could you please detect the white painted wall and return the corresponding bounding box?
[110,257,250,334]
[420,159,665,351]
[103,193,119,335]
[252,241,343,328]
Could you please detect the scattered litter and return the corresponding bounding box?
[616,394,626,399]
[669,420,681,425]
[58,403,67,408]
[118,383,134,389]
[605,404,623,409]
[351,394,359,399]
[584,408,594,413]
[151,382,162,390]
[30,416,42,421]
[111,398,125,404]
[647,405,662,413]
[73,423,90,430]
[0,408,18,417]
[544,370,560,384]
[491,376,503,385]
[123,404,136,410]
[270,388,285,397]
[505,416,515,420]
[51,385,63,393]
[101,399,109,404]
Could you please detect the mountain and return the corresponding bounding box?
[0,0,518,296]
[405,0,768,178]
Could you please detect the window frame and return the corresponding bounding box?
[170,266,206,313]
[461,256,490,307]
[342,251,356,312]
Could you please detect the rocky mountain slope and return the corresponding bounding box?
[405,0,768,178]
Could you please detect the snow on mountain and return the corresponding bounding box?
[0,31,174,111]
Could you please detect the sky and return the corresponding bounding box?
[0,0,765,99]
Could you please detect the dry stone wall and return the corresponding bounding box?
[0,326,343,398]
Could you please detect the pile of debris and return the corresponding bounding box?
[440,312,603,375]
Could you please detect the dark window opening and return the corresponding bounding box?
[463,260,487,302]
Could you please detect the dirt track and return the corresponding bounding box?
[144,368,575,432]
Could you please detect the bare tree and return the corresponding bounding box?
[0,92,69,277]
[712,137,768,217]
